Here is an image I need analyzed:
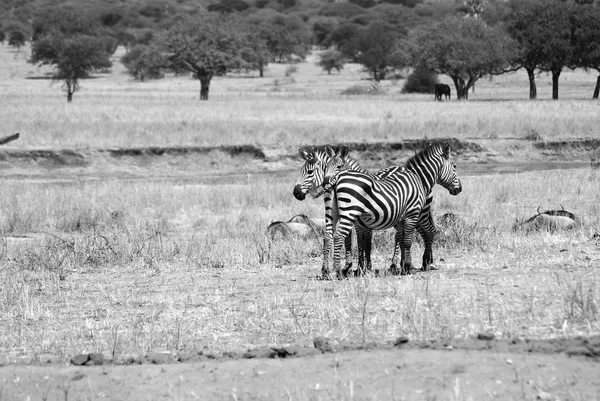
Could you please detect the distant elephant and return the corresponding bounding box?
[434,84,451,101]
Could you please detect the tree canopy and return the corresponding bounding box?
[30,33,112,101]
[410,15,514,99]
[158,14,251,100]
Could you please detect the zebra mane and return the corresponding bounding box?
[302,145,368,173]
[406,142,445,169]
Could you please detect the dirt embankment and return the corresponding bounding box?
[0,137,597,182]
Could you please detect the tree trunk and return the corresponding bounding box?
[551,68,561,100]
[199,75,211,100]
[373,70,381,83]
[259,66,264,78]
[526,66,537,100]
[452,76,469,100]
[593,75,600,99]
[67,91,73,102]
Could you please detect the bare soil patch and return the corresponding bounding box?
[1,337,599,400]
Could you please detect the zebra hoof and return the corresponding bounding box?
[421,265,438,272]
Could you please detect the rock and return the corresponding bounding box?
[394,336,410,346]
[313,336,335,353]
[477,332,495,341]
[70,354,90,366]
[144,352,174,365]
[86,353,105,366]
[243,348,275,359]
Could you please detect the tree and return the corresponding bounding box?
[265,14,311,62]
[410,16,514,99]
[326,23,362,60]
[0,31,5,45]
[569,3,600,98]
[29,6,113,102]
[312,17,337,48]
[354,22,405,82]
[503,0,546,99]
[318,50,345,74]
[159,14,250,100]
[535,0,575,100]
[8,30,26,52]
[30,34,112,102]
[121,45,164,81]
[245,26,271,77]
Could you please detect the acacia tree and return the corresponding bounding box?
[534,0,574,100]
[30,34,112,102]
[570,3,600,99]
[29,6,114,102]
[410,16,514,99]
[354,22,405,82]
[8,30,26,52]
[503,0,546,99]
[159,14,250,100]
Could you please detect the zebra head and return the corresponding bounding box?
[435,143,462,196]
[293,145,345,201]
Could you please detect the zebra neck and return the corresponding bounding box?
[407,163,435,194]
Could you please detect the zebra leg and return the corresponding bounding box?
[321,195,336,279]
[362,228,373,275]
[418,194,436,271]
[321,228,332,278]
[399,217,419,275]
[389,229,403,275]
[333,225,355,280]
[344,230,353,276]
[355,225,366,276]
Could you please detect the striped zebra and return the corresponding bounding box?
[293,145,435,277]
[296,143,462,278]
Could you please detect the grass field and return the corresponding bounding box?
[1,45,600,149]
[0,43,599,366]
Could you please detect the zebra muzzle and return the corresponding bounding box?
[293,185,306,201]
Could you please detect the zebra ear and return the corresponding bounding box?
[339,145,350,159]
[298,147,312,161]
[442,142,451,159]
[324,145,337,159]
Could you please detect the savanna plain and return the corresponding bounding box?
[0,45,600,400]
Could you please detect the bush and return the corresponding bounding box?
[121,45,164,81]
[402,67,438,93]
[341,82,384,95]
[317,50,345,74]
[284,64,298,77]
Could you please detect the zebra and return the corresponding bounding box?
[293,145,435,277]
[297,142,462,278]
[293,145,406,276]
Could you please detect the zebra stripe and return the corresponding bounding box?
[306,142,462,278]
[293,145,436,276]
[327,167,426,278]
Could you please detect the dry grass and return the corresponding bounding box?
[1,45,600,150]
[0,168,598,363]
[1,43,599,365]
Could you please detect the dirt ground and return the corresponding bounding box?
[1,337,599,400]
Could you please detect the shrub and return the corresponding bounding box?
[317,50,345,74]
[402,67,438,93]
[341,82,384,95]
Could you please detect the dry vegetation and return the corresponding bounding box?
[0,44,599,365]
[1,46,600,150]
[0,169,598,364]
